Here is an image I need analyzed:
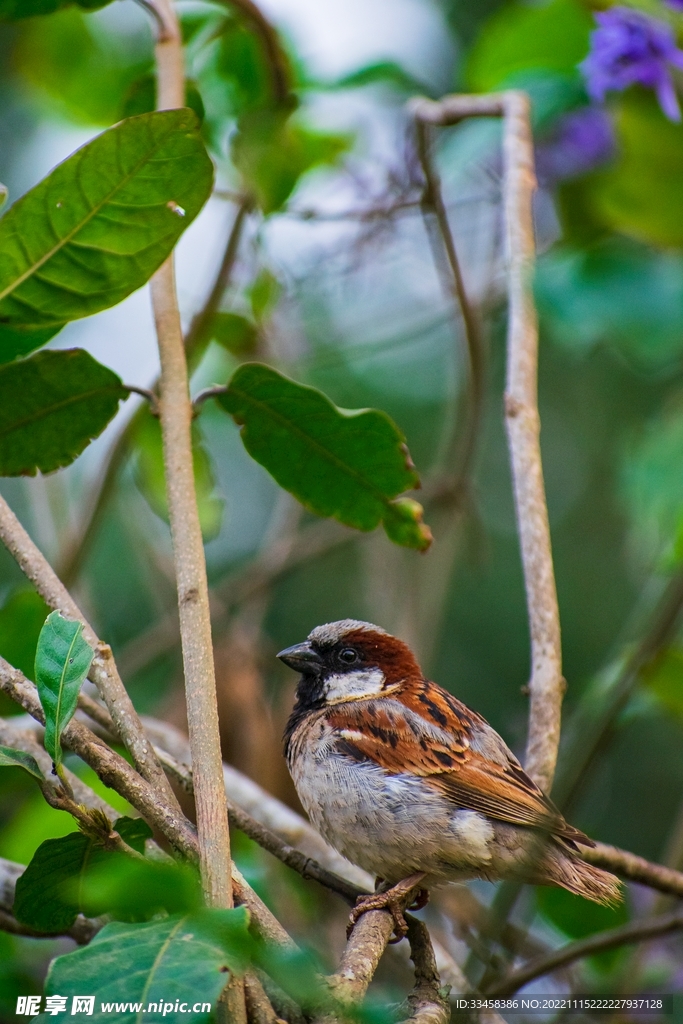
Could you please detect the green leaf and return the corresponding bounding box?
[0,109,213,330]
[213,18,281,115]
[0,349,128,477]
[0,589,49,682]
[216,363,432,550]
[113,816,153,855]
[210,312,257,354]
[133,409,224,541]
[232,110,348,213]
[14,821,197,934]
[248,268,280,322]
[76,853,202,922]
[466,0,592,91]
[35,611,94,769]
[590,92,683,247]
[14,7,150,126]
[122,74,205,124]
[0,746,44,780]
[0,323,64,365]
[0,0,111,18]
[14,831,91,933]
[39,910,252,1021]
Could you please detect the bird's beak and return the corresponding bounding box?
[277,641,324,674]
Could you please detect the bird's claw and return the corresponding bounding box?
[346,874,428,943]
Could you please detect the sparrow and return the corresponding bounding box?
[278,619,621,938]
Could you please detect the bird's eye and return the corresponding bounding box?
[339,648,358,665]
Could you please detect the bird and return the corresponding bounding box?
[278,619,621,939]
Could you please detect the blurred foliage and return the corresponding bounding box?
[133,410,225,542]
[0,589,48,682]
[642,647,683,722]
[621,401,683,568]
[232,110,349,213]
[38,909,253,1024]
[465,0,592,90]
[209,311,258,355]
[536,886,630,970]
[536,238,683,369]
[0,745,44,779]
[591,91,683,247]
[13,6,149,125]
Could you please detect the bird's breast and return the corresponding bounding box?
[287,713,495,883]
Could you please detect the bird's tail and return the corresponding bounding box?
[536,844,623,906]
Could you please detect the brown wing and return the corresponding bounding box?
[328,680,590,846]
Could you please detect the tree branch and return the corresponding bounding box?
[582,841,683,898]
[0,658,294,955]
[412,92,562,793]
[152,742,364,905]
[0,494,178,810]
[140,720,475,1009]
[399,918,451,1024]
[487,908,683,997]
[146,0,235,924]
[412,113,485,511]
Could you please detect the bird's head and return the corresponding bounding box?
[277,619,421,710]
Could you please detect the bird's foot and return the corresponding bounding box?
[347,873,428,943]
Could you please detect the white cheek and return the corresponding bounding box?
[324,668,386,702]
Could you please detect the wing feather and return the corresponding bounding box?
[328,682,590,846]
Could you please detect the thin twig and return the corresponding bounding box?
[582,841,683,897]
[0,717,117,817]
[184,196,253,358]
[0,494,179,810]
[412,91,562,793]
[192,384,229,411]
[487,908,683,997]
[320,901,414,1017]
[413,115,485,511]
[123,384,159,415]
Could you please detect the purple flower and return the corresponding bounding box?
[580,6,683,121]
[665,0,683,11]
[535,105,616,184]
